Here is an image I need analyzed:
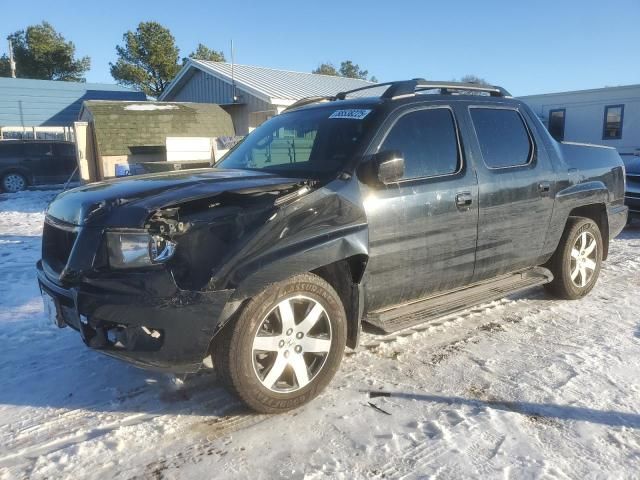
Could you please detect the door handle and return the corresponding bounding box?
[455,192,473,208]
[538,182,551,194]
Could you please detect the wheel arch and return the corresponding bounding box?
[566,203,609,260]
[311,254,368,349]
[211,228,369,347]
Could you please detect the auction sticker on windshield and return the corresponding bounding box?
[329,109,372,120]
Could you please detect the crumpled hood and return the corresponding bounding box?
[47,168,305,227]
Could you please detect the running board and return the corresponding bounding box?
[364,267,553,334]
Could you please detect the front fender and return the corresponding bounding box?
[214,225,368,331]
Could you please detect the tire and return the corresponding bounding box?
[544,217,603,300]
[2,172,28,193]
[214,273,347,413]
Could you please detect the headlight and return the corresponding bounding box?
[106,231,176,269]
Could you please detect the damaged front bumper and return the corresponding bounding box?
[37,260,233,373]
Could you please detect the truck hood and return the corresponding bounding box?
[47,168,306,227]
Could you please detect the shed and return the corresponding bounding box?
[0,77,145,140]
[76,100,235,181]
[159,60,375,134]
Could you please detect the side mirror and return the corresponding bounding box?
[359,150,405,186]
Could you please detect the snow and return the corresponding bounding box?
[1,189,639,479]
[123,104,179,111]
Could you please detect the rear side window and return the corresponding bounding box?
[470,108,532,168]
[380,108,459,179]
[0,143,24,158]
[55,143,76,157]
[24,143,53,156]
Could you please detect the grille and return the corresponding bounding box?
[42,221,78,273]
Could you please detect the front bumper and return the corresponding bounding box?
[37,261,233,373]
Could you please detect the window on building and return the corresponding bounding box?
[548,109,566,141]
[603,105,624,140]
[380,108,460,179]
[470,108,533,168]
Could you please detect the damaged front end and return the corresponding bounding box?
[37,170,322,372]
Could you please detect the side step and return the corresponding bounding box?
[364,267,553,334]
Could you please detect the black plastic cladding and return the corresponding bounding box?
[38,90,628,372]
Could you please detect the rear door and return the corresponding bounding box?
[362,104,479,311]
[464,104,556,281]
[53,143,78,181]
[24,142,55,184]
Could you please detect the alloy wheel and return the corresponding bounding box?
[570,231,597,288]
[252,295,332,393]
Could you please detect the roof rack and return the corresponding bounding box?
[339,78,512,99]
[284,79,512,112]
[283,96,334,111]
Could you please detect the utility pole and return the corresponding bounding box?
[8,39,16,78]
[230,39,237,102]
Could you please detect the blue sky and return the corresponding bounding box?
[1,0,638,96]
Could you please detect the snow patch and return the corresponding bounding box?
[124,104,179,111]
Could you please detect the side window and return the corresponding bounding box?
[603,105,624,140]
[380,108,459,179]
[0,143,24,158]
[54,143,76,157]
[470,108,532,168]
[24,143,53,157]
[548,109,565,141]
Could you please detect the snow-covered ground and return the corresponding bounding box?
[1,189,639,480]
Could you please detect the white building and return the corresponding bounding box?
[520,84,639,159]
[159,60,375,135]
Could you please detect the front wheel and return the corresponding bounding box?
[214,273,347,413]
[545,217,603,299]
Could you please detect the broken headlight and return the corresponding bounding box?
[106,231,176,269]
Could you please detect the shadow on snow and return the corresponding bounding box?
[371,391,640,429]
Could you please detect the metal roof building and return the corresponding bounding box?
[0,78,145,139]
[160,60,375,134]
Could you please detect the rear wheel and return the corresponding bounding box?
[214,273,347,413]
[545,217,603,299]
[2,172,27,193]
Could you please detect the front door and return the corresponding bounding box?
[464,105,556,281]
[362,105,479,312]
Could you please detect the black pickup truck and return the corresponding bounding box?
[37,80,628,413]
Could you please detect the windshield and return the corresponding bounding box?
[217,107,375,178]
